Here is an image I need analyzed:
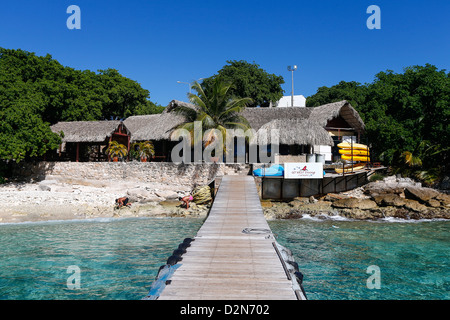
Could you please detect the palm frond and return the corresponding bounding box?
[188,93,206,109]
[401,151,422,167]
[173,104,198,122]
[173,77,251,152]
[226,97,253,111]
[191,81,207,98]
[200,114,217,130]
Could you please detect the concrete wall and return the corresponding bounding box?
[274,154,307,164]
[12,162,252,188]
[313,145,332,161]
[261,171,368,199]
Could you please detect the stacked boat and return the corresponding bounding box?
[338,142,370,162]
[335,142,370,174]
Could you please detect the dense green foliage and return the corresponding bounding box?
[307,64,449,183]
[0,48,162,162]
[201,60,284,108]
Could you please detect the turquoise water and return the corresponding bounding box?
[0,217,204,300]
[0,217,448,300]
[269,218,450,300]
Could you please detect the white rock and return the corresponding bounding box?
[155,190,179,199]
[38,185,51,192]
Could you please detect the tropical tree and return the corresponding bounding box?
[173,77,253,156]
[305,64,449,172]
[201,60,284,107]
[0,47,162,162]
[391,140,449,185]
[305,80,367,109]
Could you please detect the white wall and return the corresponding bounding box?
[313,145,332,161]
[342,135,357,143]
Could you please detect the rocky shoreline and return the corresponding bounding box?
[0,177,210,224]
[0,175,448,224]
[263,176,450,221]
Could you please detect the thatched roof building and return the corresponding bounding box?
[50,100,364,145]
[50,120,123,143]
[124,112,185,142]
[49,99,365,163]
[309,100,365,132]
[156,99,364,145]
[162,99,364,132]
[51,100,364,145]
[50,120,131,162]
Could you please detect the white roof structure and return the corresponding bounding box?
[274,95,306,108]
[275,94,306,108]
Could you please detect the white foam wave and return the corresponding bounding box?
[298,214,449,224]
[300,214,355,222]
[0,216,145,227]
[375,217,450,224]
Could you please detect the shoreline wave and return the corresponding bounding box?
[297,213,449,223]
[0,216,166,227]
[1,211,448,227]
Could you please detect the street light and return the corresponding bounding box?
[177,78,204,94]
[287,65,298,107]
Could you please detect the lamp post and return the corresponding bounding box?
[287,65,297,107]
[177,78,204,94]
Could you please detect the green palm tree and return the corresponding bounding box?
[173,77,253,154]
[401,140,446,168]
[401,150,422,167]
[396,140,449,185]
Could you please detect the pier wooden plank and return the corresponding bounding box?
[158,176,299,300]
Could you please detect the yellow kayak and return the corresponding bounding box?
[339,149,370,156]
[335,164,366,174]
[337,142,369,150]
[341,154,370,162]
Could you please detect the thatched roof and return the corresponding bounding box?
[241,107,311,130]
[51,100,364,147]
[164,99,365,132]
[124,112,185,142]
[164,100,313,131]
[124,99,364,145]
[50,120,121,143]
[165,99,200,113]
[310,100,365,131]
[254,119,334,146]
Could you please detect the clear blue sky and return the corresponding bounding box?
[1,0,449,106]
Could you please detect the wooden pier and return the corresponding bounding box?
[157,175,301,300]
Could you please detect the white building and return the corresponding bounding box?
[274,95,306,108]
